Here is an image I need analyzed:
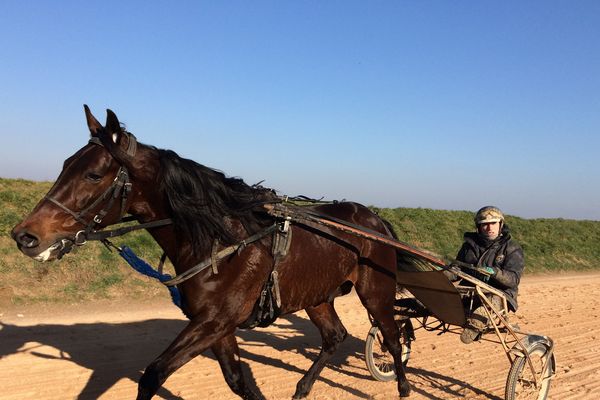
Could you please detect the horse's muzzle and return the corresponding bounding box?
[12,228,40,249]
[11,226,74,261]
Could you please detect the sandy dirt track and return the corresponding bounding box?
[1,272,599,399]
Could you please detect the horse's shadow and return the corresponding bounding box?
[0,312,373,399]
[0,317,187,399]
[0,313,497,399]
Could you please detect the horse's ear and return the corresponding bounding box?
[101,109,137,165]
[105,109,123,144]
[84,104,102,135]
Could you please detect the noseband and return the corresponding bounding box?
[44,134,137,247]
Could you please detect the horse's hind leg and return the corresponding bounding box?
[212,334,261,400]
[355,278,411,397]
[293,302,347,399]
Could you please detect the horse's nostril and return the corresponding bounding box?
[15,231,40,249]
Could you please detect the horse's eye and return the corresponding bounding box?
[86,172,103,182]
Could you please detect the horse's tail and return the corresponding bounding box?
[381,218,444,273]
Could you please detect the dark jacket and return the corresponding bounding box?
[456,225,524,311]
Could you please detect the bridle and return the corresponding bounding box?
[43,133,171,255]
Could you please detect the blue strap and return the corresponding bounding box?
[119,246,182,309]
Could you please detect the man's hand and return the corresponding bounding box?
[479,265,497,277]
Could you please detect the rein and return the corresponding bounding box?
[267,203,448,268]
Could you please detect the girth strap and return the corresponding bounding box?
[269,217,292,308]
[239,218,293,329]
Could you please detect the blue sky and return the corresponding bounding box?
[1,2,599,220]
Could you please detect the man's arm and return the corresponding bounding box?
[490,243,524,290]
[444,242,475,281]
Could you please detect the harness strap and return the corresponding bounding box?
[269,217,292,308]
[268,203,448,268]
[162,224,278,287]
[88,167,128,226]
[238,218,292,329]
[125,134,137,157]
[270,270,282,308]
[45,196,88,226]
[88,136,103,146]
[85,218,173,241]
[158,252,167,275]
[211,239,220,275]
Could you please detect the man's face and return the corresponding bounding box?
[478,221,501,240]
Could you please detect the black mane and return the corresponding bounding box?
[158,149,278,255]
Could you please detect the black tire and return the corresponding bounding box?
[365,325,411,382]
[505,342,554,400]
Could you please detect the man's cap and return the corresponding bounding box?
[475,206,504,225]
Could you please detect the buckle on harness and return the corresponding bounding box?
[74,230,87,246]
[279,217,291,233]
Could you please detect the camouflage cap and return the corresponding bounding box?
[474,206,504,225]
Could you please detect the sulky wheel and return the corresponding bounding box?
[364,324,411,382]
[505,340,555,400]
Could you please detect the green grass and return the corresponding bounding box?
[88,273,124,296]
[1,177,599,305]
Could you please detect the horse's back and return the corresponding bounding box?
[311,201,389,233]
[275,201,396,312]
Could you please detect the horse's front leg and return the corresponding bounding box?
[136,318,232,400]
[212,333,262,400]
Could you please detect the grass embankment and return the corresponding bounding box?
[376,207,600,271]
[1,178,599,305]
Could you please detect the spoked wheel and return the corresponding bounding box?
[364,324,412,382]
[505,341,555,400]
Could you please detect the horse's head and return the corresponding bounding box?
[11,106,147,262]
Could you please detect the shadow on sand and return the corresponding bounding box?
[0,313,496,399]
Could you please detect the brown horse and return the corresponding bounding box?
[11,106,411,399]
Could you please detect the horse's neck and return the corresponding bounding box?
[126,196,202,270]
[144,223,209,272]
[137,210,244,273]
[127,178,246,272]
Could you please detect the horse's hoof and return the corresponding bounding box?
[292,389,308,400]
[292,380,310,399]
[399,381,411,397]
[242,392,261,400]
